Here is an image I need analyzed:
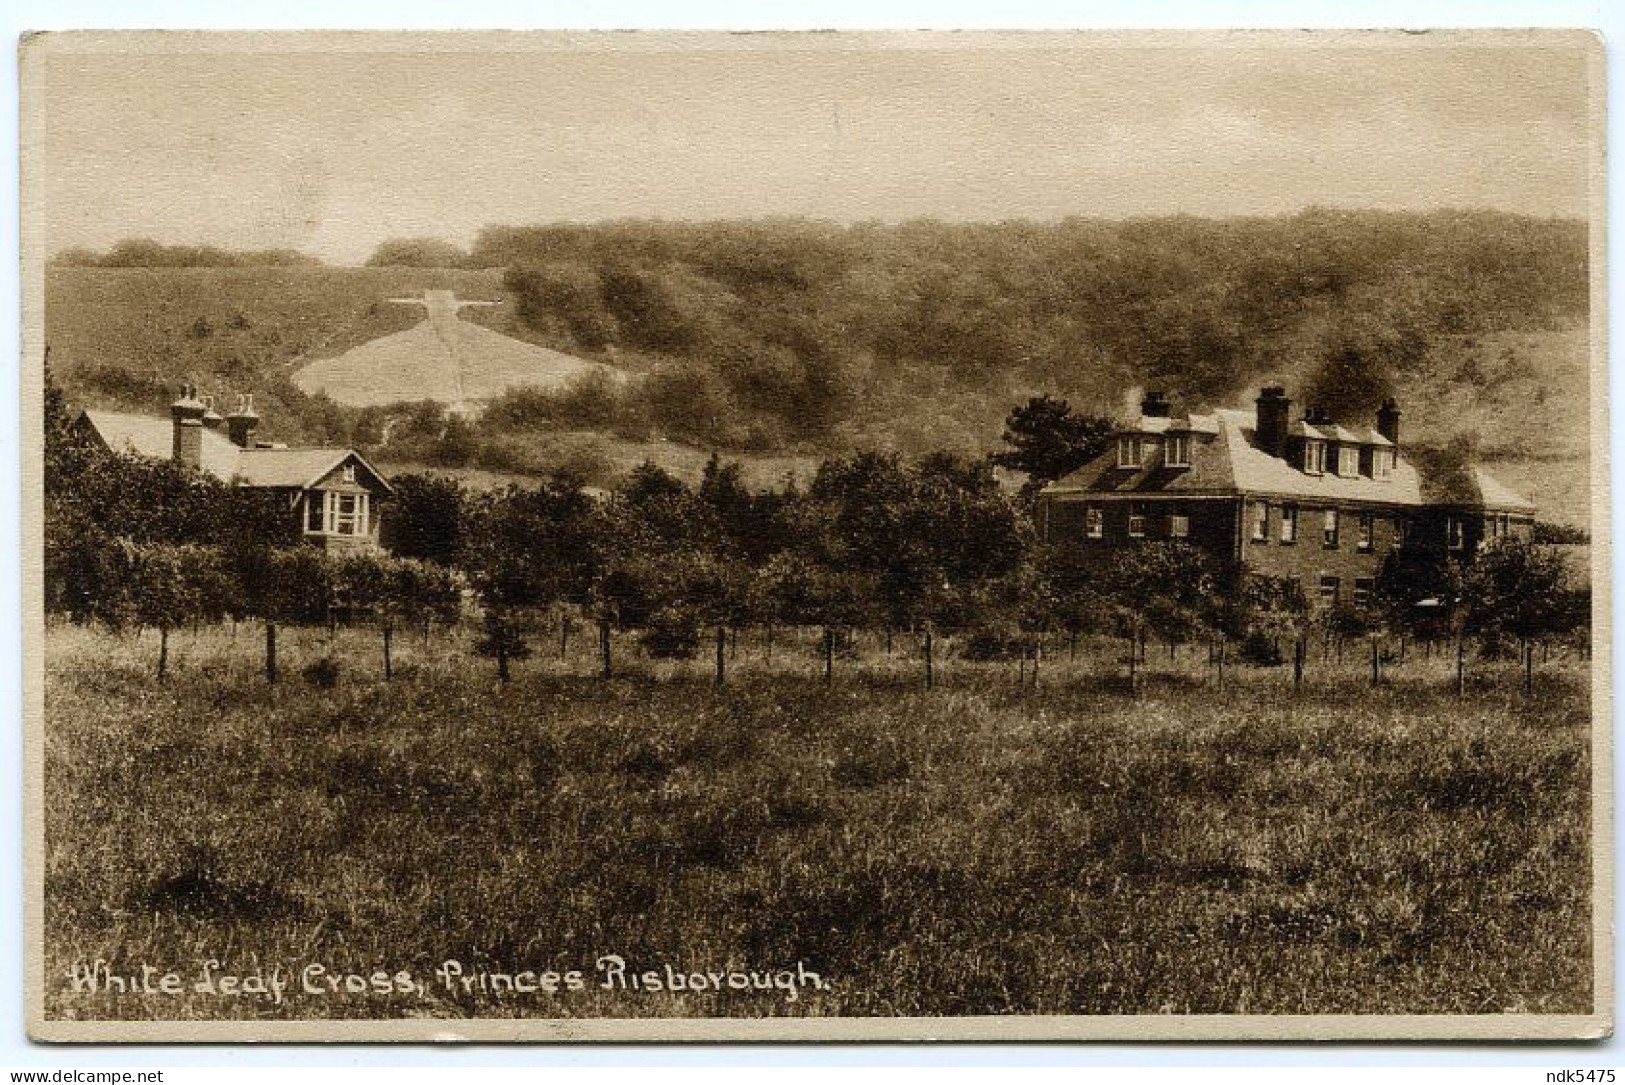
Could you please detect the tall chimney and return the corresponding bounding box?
[1140,390,1171,418]
[1255,385,1290,459]
[1376,398,1400,445]
[170,383,205,469]
[226,393,260,449]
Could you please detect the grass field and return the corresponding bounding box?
[43,622,1593,1020]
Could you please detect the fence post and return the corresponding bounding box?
[1370,637,1379,685]
[824,627,834,684]
[924,628,934,689]
[1456,634,1466,698]
[266,621,278,684]
[158,625,170,681]
[1293,635,1305,690]
[599,618,613,679]
[715,624,727,687]
[1524,638,1535,697]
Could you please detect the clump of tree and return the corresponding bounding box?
[365,238,474,269]
[53,239,322,267]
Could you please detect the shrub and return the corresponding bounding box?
[301,656,341,689]
[642,607,700,659]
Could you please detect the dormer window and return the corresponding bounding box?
[1117,435,1144,469]
[342,463,357,484]
[1164,433,1191,468]
[1336,445,1359,478]
[1303,439,1326,475]
[1372,447,1394,481]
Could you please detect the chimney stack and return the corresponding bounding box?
[200,393,225,433]
[1376,398,1401,445]
[170,383,205,469]
[1255,385,1290,458]
[226,393,260,449]
[1140,390,1171,418]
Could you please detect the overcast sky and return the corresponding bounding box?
[37,33,1597,265]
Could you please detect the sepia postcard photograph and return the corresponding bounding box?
[18,28,1612,1042]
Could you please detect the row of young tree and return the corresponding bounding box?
[47,376,1587,688]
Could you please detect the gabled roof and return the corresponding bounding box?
[80,409,243,483]
[233,447,393,493]
[77,408,391,494]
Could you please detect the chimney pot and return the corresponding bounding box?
[225,389,261,448]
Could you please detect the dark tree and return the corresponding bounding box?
[989,396,1114,493]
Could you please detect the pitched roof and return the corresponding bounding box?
[81,409,242,483]
[1044,408,1440,507]
[78,408,391,494]
[1407,445,1537,512]
[1216,409,1426,506]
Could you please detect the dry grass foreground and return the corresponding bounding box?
[43,622,1592,1020]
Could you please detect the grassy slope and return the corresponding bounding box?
[46,268,1594,515]
[45,624,1591,1020]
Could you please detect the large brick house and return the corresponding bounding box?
[1036,388,1536,610]
[75,385,393,552]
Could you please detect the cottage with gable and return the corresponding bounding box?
[1036,387,1536,611]
[75,385,394,552]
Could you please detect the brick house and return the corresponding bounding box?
[1035,388,1536,611]
[75,385,393,552]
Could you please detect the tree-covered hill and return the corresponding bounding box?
[45,209,1588,477]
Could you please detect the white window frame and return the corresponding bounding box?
[1127,504,1146,538]
[1373,448,1394,481]
[1318,575,1340,605]
[1117,436,1143,469]
[1337,445,1359,478]
[1280,504,1298,544]
[1164,433,1191,468]
[1250,502,1269,542]
[305,489,370,537]
[1169,512,1190,539]
[1303,439,1326,475]
[341,463,357,484]
[1323,508,1340,548]
[1085,505,1103,539]
[1352,577,1374,607]
[1357,511,1374,552]
[1447,516,1465,551]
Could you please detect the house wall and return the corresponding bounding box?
[1042,495,1243,562]
[1238,499,1409,609]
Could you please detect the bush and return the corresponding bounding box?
[1237,631,1285,668]
[642,608,700,660]
[301,656,341,689]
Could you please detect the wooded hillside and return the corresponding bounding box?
[46,209,1588,474]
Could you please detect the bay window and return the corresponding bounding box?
[305,489,370,537]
